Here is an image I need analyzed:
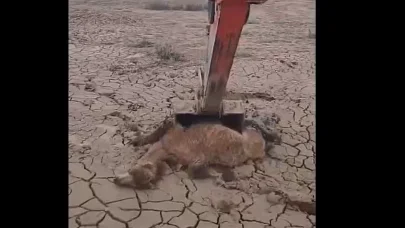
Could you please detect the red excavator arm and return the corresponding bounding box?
[200,0,268,113]
[174,0,268,132]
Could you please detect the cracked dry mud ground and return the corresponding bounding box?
[69,0,315,227]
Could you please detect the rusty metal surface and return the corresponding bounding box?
[222,100,244,115]
[173,99,244,115]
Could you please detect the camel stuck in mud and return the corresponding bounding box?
[114,117,281,189]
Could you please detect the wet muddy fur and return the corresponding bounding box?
[115,117,281,189]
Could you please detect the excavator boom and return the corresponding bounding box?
[174,0,268,132]
[202,0,251,113]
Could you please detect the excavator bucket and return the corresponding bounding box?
[174,97,245,133]
[174,0,268,133]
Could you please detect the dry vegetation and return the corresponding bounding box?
[155,44,184,61]
[132,39,154,48]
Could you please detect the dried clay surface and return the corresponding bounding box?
[69,0,315,227]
